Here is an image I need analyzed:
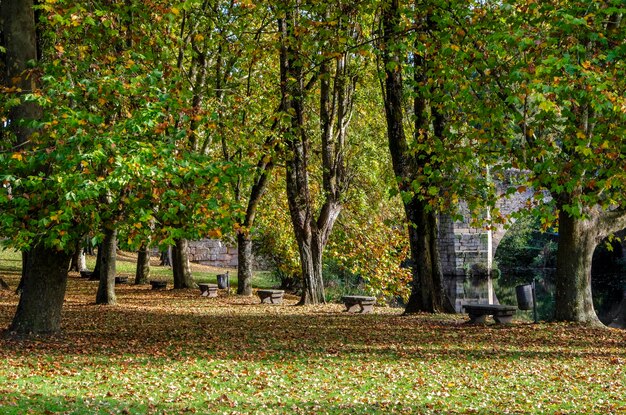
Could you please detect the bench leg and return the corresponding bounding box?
[468,313,487,324]
[493,314,513,324]
[345,303,362,313]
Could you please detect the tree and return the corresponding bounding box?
[473,0,626,325]
[380,0,464,313]
[276,1,367,304]
[134,241,150,285]
[1,0,76,333]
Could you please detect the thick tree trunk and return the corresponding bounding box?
[237,233,253,296]
[553,210,602,326]
[1,0,41,147]
[297,235,326,305]
[135,243,150,285]
[9,244,72,334]
[172,238,196,289]
[96,227,117,305]
[404,201,451,313]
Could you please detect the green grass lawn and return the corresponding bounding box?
[0,249,625,414]
[0,248,275,290]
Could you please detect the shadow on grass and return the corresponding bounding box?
[0,391,513,415]
[1,296,624,365]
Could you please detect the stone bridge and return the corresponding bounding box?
[438,172,539,311]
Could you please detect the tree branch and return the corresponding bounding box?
[599,208,626,238]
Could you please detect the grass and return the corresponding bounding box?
[0,250,625,414]
[0,248,275,290]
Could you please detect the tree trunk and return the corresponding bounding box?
[237,233,253,296]
[135,243,150,285]
[69,241,85,272]
[16,250,28,294]
[9,244,72,334]
[159,247,172,267]
[296,235,326,305]
[91,245,102,278]
[404,200,452,313]
[77,248,87,272]
[172,238,196,289]
[553,210,602,325]
[236,155,274,296]
[1,0,41,147]
[96,226,117,305]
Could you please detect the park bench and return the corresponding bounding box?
[342,295,376,314]
[150,280,167,290]
[257,289,284,304]
[115,276,128,284]
[463,304,517,324]
[198,283,218,298]
[81,270,100,281]
[80,270,93,279]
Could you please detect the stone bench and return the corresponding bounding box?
[80,270,93,279]
[115,276,128,284]
[257,289,284,304]
[463,304,517,324]
[342,295,376,313]
[198,283,218,298]
[150,280,167,290]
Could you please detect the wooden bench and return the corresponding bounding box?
[463,304,517,324]
[150,280,167,290]
[198,283,218,298]
[257,289,284,304]
[342,295,376,314]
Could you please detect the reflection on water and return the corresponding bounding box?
[447,268,625,323]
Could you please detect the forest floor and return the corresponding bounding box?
[0,251,625,414]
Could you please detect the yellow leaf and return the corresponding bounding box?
[11,152,23,161]
[171,7,180,15]
[208,229,222,238]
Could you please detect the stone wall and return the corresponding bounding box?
[438,212,488,278]
[187,239,238,268]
